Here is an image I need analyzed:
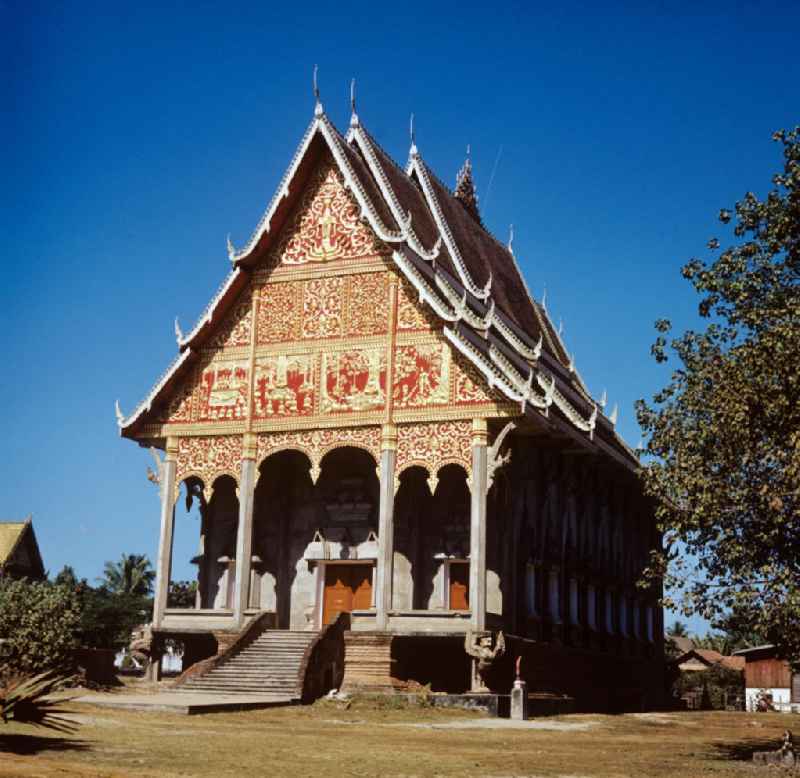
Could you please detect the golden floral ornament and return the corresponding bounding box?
[175,435,243,502]
[395,420,472,494]
[256,427,381,483]
[273,164,382,266]
[258,281,302,344]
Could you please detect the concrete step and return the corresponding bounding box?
[178,629,318,699]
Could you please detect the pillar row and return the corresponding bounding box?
[375,424,397,631]
[233,433,257,627]
[469,419,488,631]
[152,437,178,629]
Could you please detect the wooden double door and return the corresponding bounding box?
[322,564,373,625]
[448,561,469,610]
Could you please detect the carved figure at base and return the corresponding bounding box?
[129,623,153,667]
[464,630,505,692]
[753,730,795,768]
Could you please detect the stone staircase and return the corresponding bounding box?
[178,630,318,699]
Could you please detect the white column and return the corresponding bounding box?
[233,434,257,627]
[375,425,397,631]
[152,438,178,629]
[469,419,488,630]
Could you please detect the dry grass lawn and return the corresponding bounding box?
[0,696,797,777]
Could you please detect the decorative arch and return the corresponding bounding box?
[174,435,243,503]
[395,420,472,494]
[256,427,381,484]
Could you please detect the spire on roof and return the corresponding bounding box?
[409,113,418,158]
[349,78,359,128]
[454,145,481,223]
[313,65,323,117]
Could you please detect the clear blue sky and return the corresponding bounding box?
[3,1,798,635]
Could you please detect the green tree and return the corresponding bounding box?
[168,580,198,608]
[99,554,155,596]
[77,589,151,650]
[0,579,81,678]
[636,127,800,669]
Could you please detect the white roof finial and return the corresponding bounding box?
[541,286,547,312]
[115,399,124,428]
[313,65,323,117]
[409,113,418,157]
[174,316,184,345]
[349,77,359,128]
[508,223,514,254]
[610,403,619,427]
[600,388,607,408]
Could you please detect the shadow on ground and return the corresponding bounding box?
[712,737,781,762]
[0,733,90,756]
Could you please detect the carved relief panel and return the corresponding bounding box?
[197,359,249,422]
[253,354,315,418]
[321,347,387,414]
[396,278,439,333]
[258,281,302,344]
[302,277,343,339]
[346,272,390,337]
[209,299,252,350]
[393,343,451,408]
[158,380,194,425]
[452,355,496,406]
[272,164,383,266]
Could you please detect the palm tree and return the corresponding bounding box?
[99,554,155,596]
[667,620,689,638]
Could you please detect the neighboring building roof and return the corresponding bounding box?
[116,97,636,469]
[732,644,777,656]
[673,648,745,672]
[0,517,45,579]
[0,521,27,564]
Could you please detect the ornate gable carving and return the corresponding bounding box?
[272,163,382,266]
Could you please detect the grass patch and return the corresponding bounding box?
[0,703,796,777]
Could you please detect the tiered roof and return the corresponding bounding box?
[118,91,636,469]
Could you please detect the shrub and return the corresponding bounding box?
[0,578,81,679]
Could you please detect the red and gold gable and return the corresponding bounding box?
[270,162,383,267]
[144,160,507,436]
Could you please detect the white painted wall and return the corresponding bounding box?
[745,686,792,712]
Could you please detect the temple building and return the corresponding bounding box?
[117,87,664,710]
